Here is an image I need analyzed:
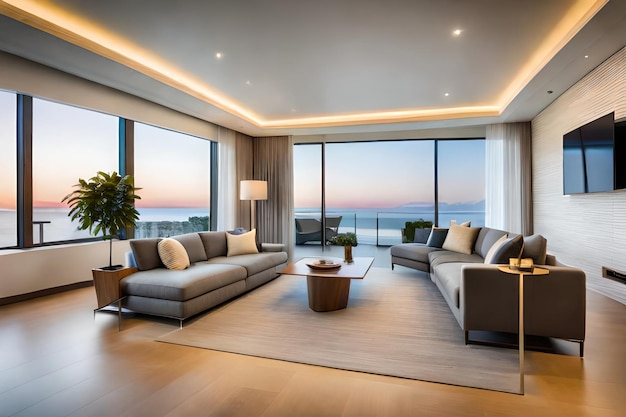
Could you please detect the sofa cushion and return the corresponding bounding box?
[429,251,484,269]
[227,229,259,256]
[121,263,247,301]
[426,227,448,248]
[129,238,163,271]
[431,262,465,308]
[207,252,288,276]
[199,231,228,259]
[442,223,480,255]
[522,234,547,265]
[390,243,441,264]
[484,234,524,264]
[473,227,509,258]
[158,238,190,270]
[172,233,208,263]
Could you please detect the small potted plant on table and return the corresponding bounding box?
[330,232,358,263]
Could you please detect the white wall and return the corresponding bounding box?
[0,240,131,299]
[0,51,218,141]
[532,47,626,304]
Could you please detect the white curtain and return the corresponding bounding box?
[217,126,237,231]
[485,122,532,235]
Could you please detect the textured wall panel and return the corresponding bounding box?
[533,47,626,304]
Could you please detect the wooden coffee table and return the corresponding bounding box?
[280,257,374,312]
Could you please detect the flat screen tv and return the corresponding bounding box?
[562,112,621,195]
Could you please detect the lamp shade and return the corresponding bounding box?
[240,180,267,201]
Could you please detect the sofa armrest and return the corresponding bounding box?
[460,264,586,340]
[261,243,285,252]
[460,265,519,334]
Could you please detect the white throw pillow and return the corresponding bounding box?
[227,229,259,256]
[483,234,508,264]
[157,238,190,270]
[442,223,480,255]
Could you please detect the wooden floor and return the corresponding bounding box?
[1,276,625,416]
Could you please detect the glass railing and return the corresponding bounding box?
[295,209,484,246]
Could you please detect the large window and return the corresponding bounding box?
[294,139,485,246]
[1,92,217,249]
[0,91,17,248]
[134,123,211,238]
[437,140,485,227]
[32,99,119,243]
[326,141,434,245]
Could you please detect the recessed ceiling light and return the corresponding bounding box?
[444,92,450,97]
[245,80,252,86]
[452,29,462,36]
[215,52,223,59]
[584,55,589,59]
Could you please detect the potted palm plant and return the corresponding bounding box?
[330,232,358,263]
[62,171,141,270]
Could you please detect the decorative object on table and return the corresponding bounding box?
[330,232,358,263]
[306,259,342,270]
[509,257,535,272]
[240,180,267,230]
[62,171,141,270]
[402,218,434,243]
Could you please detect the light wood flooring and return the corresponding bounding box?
[1,255,625,416]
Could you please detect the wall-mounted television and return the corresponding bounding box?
[562,112,626,195]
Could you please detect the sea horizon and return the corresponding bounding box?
[0,206,485,247]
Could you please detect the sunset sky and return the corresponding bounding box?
[294,139,484,209]
[0,92,210,210]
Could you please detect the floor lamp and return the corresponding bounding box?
[240,180,267,230]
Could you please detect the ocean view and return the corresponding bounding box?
[0,208,211,247]
[295,207,485,246]
[0,206,485,248]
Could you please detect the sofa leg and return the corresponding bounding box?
[464,331,469,345]
[579,341,584,357]
[391,263,394,270]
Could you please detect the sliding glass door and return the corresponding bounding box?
[293,138,485,246]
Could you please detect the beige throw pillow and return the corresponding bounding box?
[227,229,259,256]
[442,223,480,255]
[157,238,190,270]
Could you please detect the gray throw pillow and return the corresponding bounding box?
[484,234,524,264]
[129,238,163,271]
[522,234,547,265]
[426,227,448,248]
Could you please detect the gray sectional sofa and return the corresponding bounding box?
[121,231,288,326]
[390,225,586,356]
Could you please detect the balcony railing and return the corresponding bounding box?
[295,210,484,246]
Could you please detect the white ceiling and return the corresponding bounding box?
[0,0,625,137]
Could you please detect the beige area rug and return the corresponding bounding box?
[157,267,520,393]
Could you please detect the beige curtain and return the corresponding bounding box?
[485,122,533,235]
[253,136,294,260]
[216,126,253,230]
